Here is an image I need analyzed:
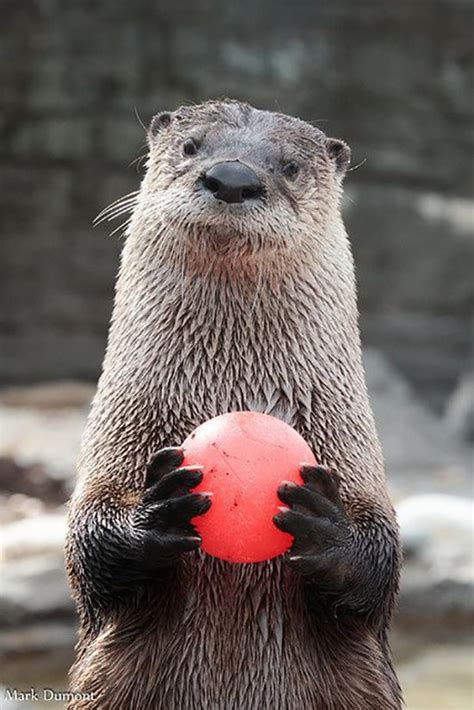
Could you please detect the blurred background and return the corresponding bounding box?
[1,1,473,708]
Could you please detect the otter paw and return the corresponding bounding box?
[273,465,353,581]
[132,447,211,567]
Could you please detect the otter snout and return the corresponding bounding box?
[200,161,263,204]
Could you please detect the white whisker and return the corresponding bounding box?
[93,191,140,225]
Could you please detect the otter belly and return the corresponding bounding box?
[70,556,398,710]
[151,558,314,710]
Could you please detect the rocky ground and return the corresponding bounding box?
[0,355,472,709]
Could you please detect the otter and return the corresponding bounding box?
[65,99,402,710]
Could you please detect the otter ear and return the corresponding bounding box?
[326,138,351,176]
[148,112,172,140]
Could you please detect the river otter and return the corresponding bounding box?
[65,99,402,709]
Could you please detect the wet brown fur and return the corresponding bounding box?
[66,100,402,709]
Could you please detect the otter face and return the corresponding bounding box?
[143,100,350,258]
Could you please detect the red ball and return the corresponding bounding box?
[182,411,316,563]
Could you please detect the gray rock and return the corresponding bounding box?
[2,513,67,561]
[0,511,75,697]
[397,494,474,564]
[364,349,473,493]
[0,493,45,526]
[396,494,474,627]
[0,383,92,483]
[0,553,74,627]
[0,513,73,628]
[0,459,68,508]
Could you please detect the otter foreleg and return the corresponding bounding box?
[65,447,210,627]
[273,465,400,624]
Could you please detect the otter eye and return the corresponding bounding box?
[183,138,198,156]
[282,160,300,179]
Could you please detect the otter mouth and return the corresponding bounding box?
[183,209,259,248]
[172,162,268,247]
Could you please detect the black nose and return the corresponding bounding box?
[201,161,263,204]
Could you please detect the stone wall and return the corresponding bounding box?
[1,0,473,409]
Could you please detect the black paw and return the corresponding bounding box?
[273,465,353,583]
[132,447,211,568]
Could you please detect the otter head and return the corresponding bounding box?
[141,100,350,266]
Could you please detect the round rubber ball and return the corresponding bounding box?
[182,411,316,563]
